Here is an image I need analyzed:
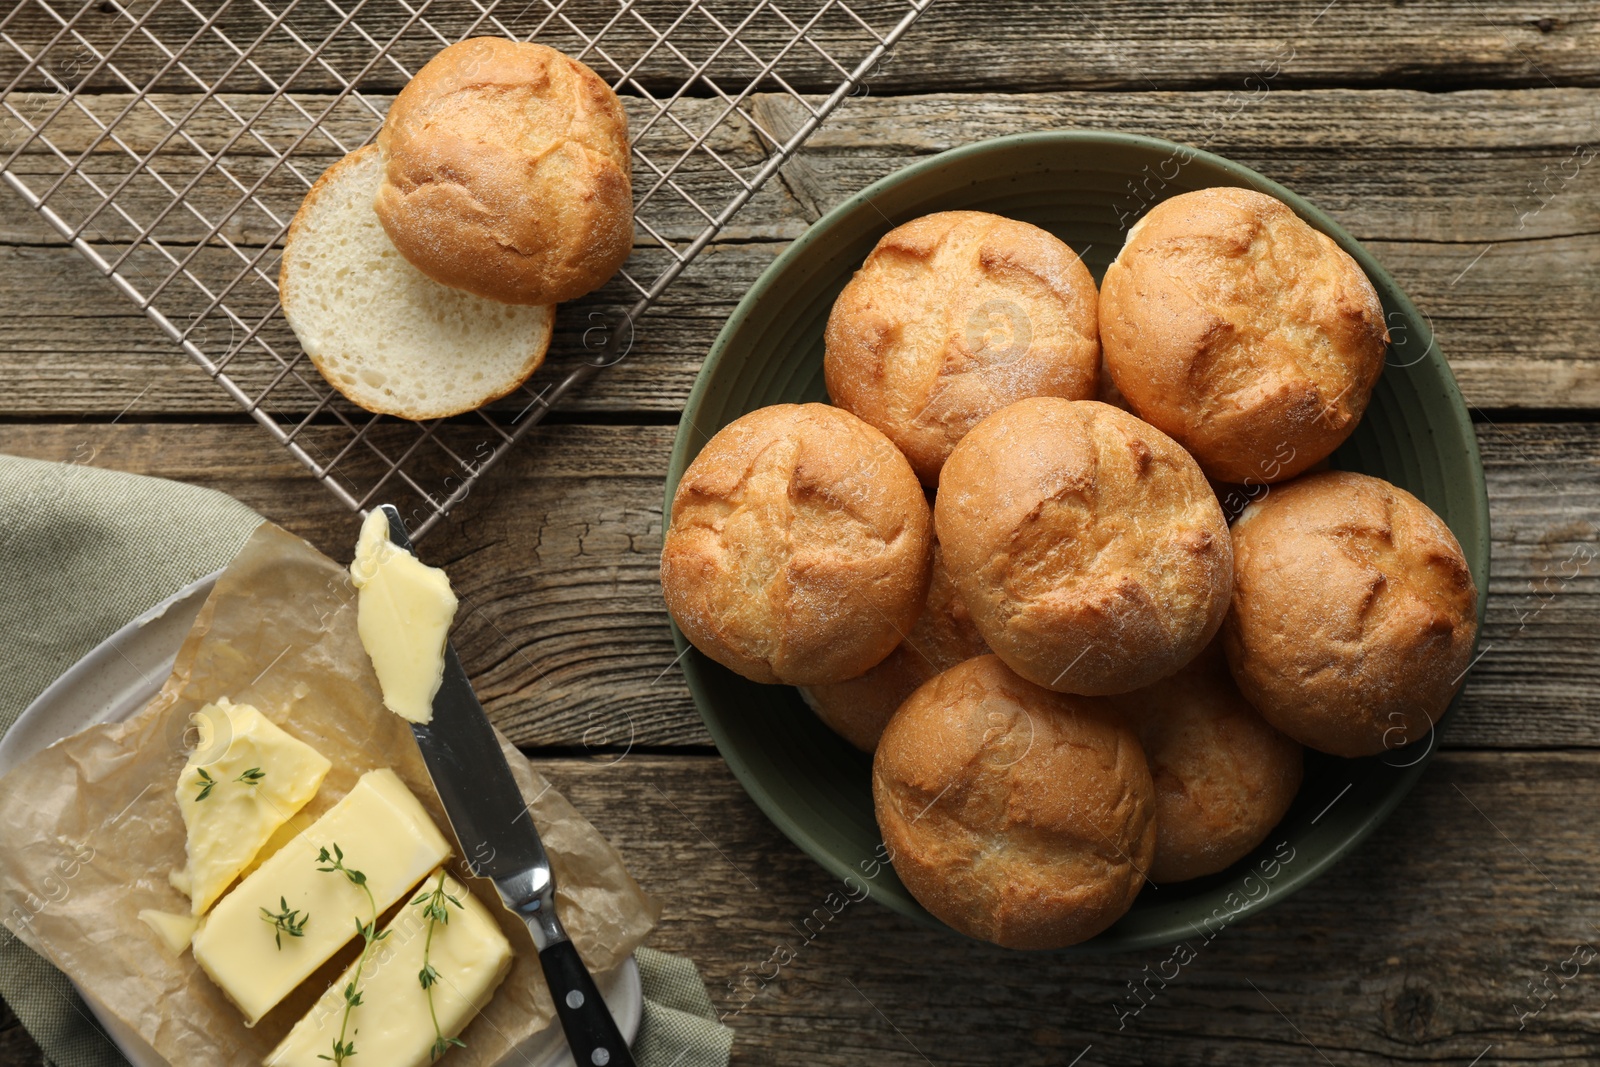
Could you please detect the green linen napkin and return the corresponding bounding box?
[0,454,733,1067]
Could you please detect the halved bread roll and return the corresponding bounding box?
[375,38,633,307]
[279,144,555,419]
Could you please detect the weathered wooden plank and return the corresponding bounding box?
[5,749,1600,1065]
[0,419,1593,751]
[2,0,1598,94]
[2,88,1597,413]
[0,90,763,159]
[7,87,1596,244]
[10,84,1600,249]
[0,236,780,421]
[0,91,786,247]
[0,223,1593,417]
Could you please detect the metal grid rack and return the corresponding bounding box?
[0,0,931,537]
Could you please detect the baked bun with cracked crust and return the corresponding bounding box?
[1099,187,1388,484]
[1118,639,1303,883]
[1225,470,1478,758]
[660,403,933,686]
[375,37,632,306]
[801,541,989,752]
[873,655,1155,949]
[936,398,1232,695]
[825,211,1100,486]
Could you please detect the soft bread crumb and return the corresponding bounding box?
[279,145,554,419]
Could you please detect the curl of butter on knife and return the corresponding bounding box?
[350,509,458,724]
[355,505,640,1067]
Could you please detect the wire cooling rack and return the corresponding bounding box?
[0,0,931,538]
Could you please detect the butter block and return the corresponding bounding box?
[266,869,513,1067]
[191,769,452,1026]
[137,909,199,955]
[176,698,332,915]
[239,808,315,882]
[350,508,458,724]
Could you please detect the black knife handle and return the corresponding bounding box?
[539,939,637,1067]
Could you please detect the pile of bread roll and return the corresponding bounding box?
[661,189,1480,949]
[280,38,633,418]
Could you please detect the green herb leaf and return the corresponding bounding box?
[193,768,216,802]
[319,1036,358,1064]
[415,870,468,1060]
[235,767,265,786]
[259,896,308,950]
[317,842,378,1065]
[430,1035,466,1061]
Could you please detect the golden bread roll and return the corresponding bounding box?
[801,542,989,752]
[936,398,1232,695]
[660,403,933,686]
[1118,640,1302,883]
[1225,470,1479,758]
[1099,187,1388,484]
[825,211,1099,485]
[376,38,632,305]
[873,655,1155,949]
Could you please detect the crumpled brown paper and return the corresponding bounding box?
[0,521,659,1065]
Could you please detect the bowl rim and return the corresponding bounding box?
[664,129,1491,952]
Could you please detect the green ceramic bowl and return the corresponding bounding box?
[664,131,1490,952]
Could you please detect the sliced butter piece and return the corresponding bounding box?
[239,807,316,882]
[176,698,332,916]
[191,768,452,1026]
[351,508,458,724]
[267,869,513,1067]
[138,909,200,956]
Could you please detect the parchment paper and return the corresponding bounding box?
[0,521,659,1066]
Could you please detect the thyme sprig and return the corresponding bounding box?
[411,871,467,1061]
[315,843,389,1065]
[259,896,308,949]
[192,765,265,801]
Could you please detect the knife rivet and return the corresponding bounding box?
[565,989,585,1010]
[591,1048,610,1065]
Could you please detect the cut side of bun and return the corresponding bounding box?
[280,144,554,419]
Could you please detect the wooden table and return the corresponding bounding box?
[3,2,1598,1064]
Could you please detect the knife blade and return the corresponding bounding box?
[377,505,637,1067]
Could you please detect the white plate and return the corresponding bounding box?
[0,572,642,1067]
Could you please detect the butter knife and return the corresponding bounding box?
[378,505,636,1067]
